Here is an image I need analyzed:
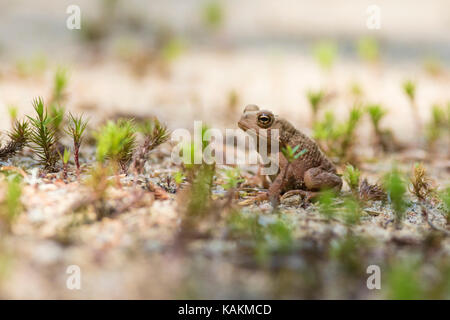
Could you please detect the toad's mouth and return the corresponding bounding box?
[237,121,274,143]
[237,120,249,131]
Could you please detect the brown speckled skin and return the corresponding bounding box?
[238,104,342,204]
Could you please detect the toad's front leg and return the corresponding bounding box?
[237,191,269,205]
[238,165,287,207]
[266,165,290,207]
[280,189,319,202]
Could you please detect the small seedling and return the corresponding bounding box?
[383,167,407,228]
[222,167,244,191]
[227,211,293,263]
[313,106,363,161]
[7,105,18,125]
[402,80,422,139]
[181,142,197,172]
[227,89,239,113]
[176,125,217,240]
[180,124,211,172]
[340,197,362,225]
[438,186,449,225]
[52,67,69,104]
[0,246,12,284]
[58,148,71,180]
[181,125,215,195]
[0,120,30,161]
[96,119,137,174]
[49,103,65,140]
[313,111,337,152]
[177,162,216,243]
[343,164,360,193]
[366,103,391,151]
[313,41,337,71]
[132,118,170,174]
[447,103,450,132]
[306,89,325,124]
[423,55,443,77]
[14,53,47,77]
[366,104,387,132]
[329,234,369,275]
[403,80,416,103]
[161,37,186,62]
[340,106,363,158]
[0,175,23,232]
[184,163,215,219]
[350,83,363,100]
[48,68,68,140]
[426,104,448,149]
[27,97,59,171]
[173,170,186,189]
[84,163,113,219]
[65,113,88,176]
[202,1,224,30]
[317,189,337,220]
[357,37,379,64]
[386,258,423,299]
[409,163,435,202]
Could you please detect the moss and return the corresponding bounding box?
[27,97,59,171]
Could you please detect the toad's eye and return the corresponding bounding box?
[257,114,272,127]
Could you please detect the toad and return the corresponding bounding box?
[238,104,342,206]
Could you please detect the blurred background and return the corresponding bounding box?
[0,0,449,140]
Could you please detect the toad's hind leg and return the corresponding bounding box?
[304,167,342,191]
[280,167,341,203]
